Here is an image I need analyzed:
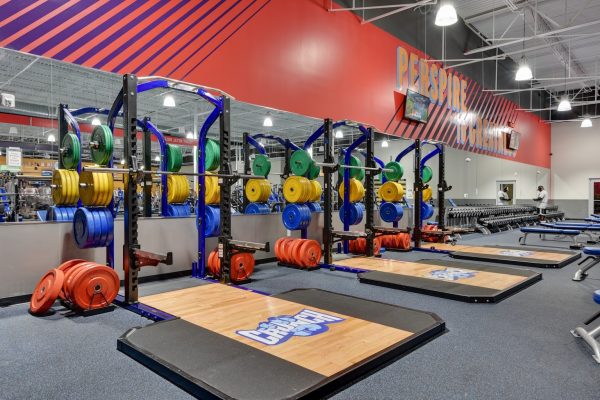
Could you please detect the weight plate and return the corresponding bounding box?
[384,161,404,181]
[104,209,114,244]
[79,171,96,206]
[70,265,119,311]
[338,178,365,203]
[90,125,113,166]
[300,240,322,268]
[379,202,404,223]
[422,187,433,202]
[167,144,183,172]
[422,165,433,183]
[61,133,80,170]
[63,262,96,302]
[310,180,322,202]
[57,259,87,300]
[97,208,108,247]
[230,252,255,282]
[282,204,311,230]
[421,201,434,220]
[252,154,271,178]
[245,202,270,214]
[290,239,305,267]
[29,268,64,315]
[355,167,365,182]
[205,139,220,171]
[338,155,362,179]
[290,149,314,177]
[339,202,365,225]
[378,181,404,202]
[283,176,311,203]
[306,202,321,212]
[52,170,64,205]
[245,179,271,203]
[307,162,321,180]
[73,208,90,248]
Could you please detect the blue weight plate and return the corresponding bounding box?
[105,209,114,244]
[48,206,56,221]
[421,202,434,220]
[380,202,403,223]
[205,206,220,237]
[307,202,321,212]
[90,209,103,247]
[55,207,63,221]
[64,207,71,220]
[73,208,89,248]
[97,208,108,247]
[181,203,190,217]
[282,204,301,230]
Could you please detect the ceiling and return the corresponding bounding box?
[0,47,364,161]
[454,0,600,114]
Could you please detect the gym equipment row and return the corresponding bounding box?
[101,77,446,400]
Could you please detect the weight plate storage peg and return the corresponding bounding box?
[73,208,114,249]
[204,206,220,237]
[421,165,433,183]
[245,179,271,203]
[90,125,113,166]
[384,161,404,181]
[290,149,315,177]
[166,144,183,172]
[60,133,80,170]
[379,202,404,223]
[338,178,365,203]
[339,202,365,225]
[204,139,220,171]
[52,169,79,205]
[252,154,271,178]
[378,181,405,203]
[282,204,311,230]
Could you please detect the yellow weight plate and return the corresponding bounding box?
[338,178,365,203]
[283,176,311,203]
[51,170,64,205]
[422,187,432,202]
[310,180,322,202]
[167,175,176,204]
[179,176,190,203]
[379,181,404,202]
[79,171,94,205]
[245,179,271,203]
[205,174,219,204]
[105,173,114,206]
[65,170,74,205]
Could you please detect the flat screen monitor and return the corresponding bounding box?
[507,131,520,150]
[404,89,431,123]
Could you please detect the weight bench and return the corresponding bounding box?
[573,247,600,281]
[571,290,600,364]
[541,222,599,243]
[519,227,583,249]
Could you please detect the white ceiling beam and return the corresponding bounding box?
[328,3,429,12]
[361,0,436,24]
[464,18,600,55]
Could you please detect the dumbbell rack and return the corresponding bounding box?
[446,205,540,233]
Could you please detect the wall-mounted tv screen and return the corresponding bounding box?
[404,89,431,123]
[507,131,520,150]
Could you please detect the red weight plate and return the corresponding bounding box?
[29,269,65,315]
[281,238,296,264]
[301,240,322,267]
[57,259,87,299]
[290,239,305,267]
[208,250,219,276]
[63,262,97,302]
[71,266,120,311]
[67,263,100,302]
[231,252,255,282]
[275,238,292,262]
[373,238,381,255]
[274,238,283,260]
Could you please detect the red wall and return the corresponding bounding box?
[0,0,550,167]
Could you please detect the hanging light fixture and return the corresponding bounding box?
[381,139,389,148]
[557,97,571,112]
[581,117,592,128]
[163,94,176,107]
[47,133,56,143]
[120,158,125,165]
[91,117,101,126]
[263,113,273,127]
[186,132,194,139]
[154,155,160,161]
[515,57,533,81]
[334,129,344,138]
[435,3,458,26]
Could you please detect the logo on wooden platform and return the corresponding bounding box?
[236,309,344,346]
[427,268,477,281]
[499,250,534,257]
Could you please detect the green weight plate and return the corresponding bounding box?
[167,144,183,172]
[422,165,433,183]
[90,125,113,166]
[61,133,80,170]
[290,149,313,177]
[252,154,271,177]
[307,162,320,180]
[338,155,361,179]
[384,161,404,181]
[356,167,365,182]
[205,139,220,171]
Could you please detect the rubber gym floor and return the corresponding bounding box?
[1,228,599,400]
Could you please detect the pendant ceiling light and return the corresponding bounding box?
[581,117,592,128]
[381,139,389,148]
[163,95,176,107]
[335,129,344,139]
[435,3,458,26]
[515,16,533,81]
[557,98,571,112]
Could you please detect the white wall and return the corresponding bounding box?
[550,121,600,218]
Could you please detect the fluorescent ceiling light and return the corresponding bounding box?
[263,116,273,127]
[557,98,571,112]
[154,155,160,161]
[163,95,176,107]
[515,58,533,81]
[91,117,101,126]
[435,4,458,26]
[186,132,194,139]
[581,117,592,128]
[381,139,389,148]
[47,133,56,143]
[334,129,344,138]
